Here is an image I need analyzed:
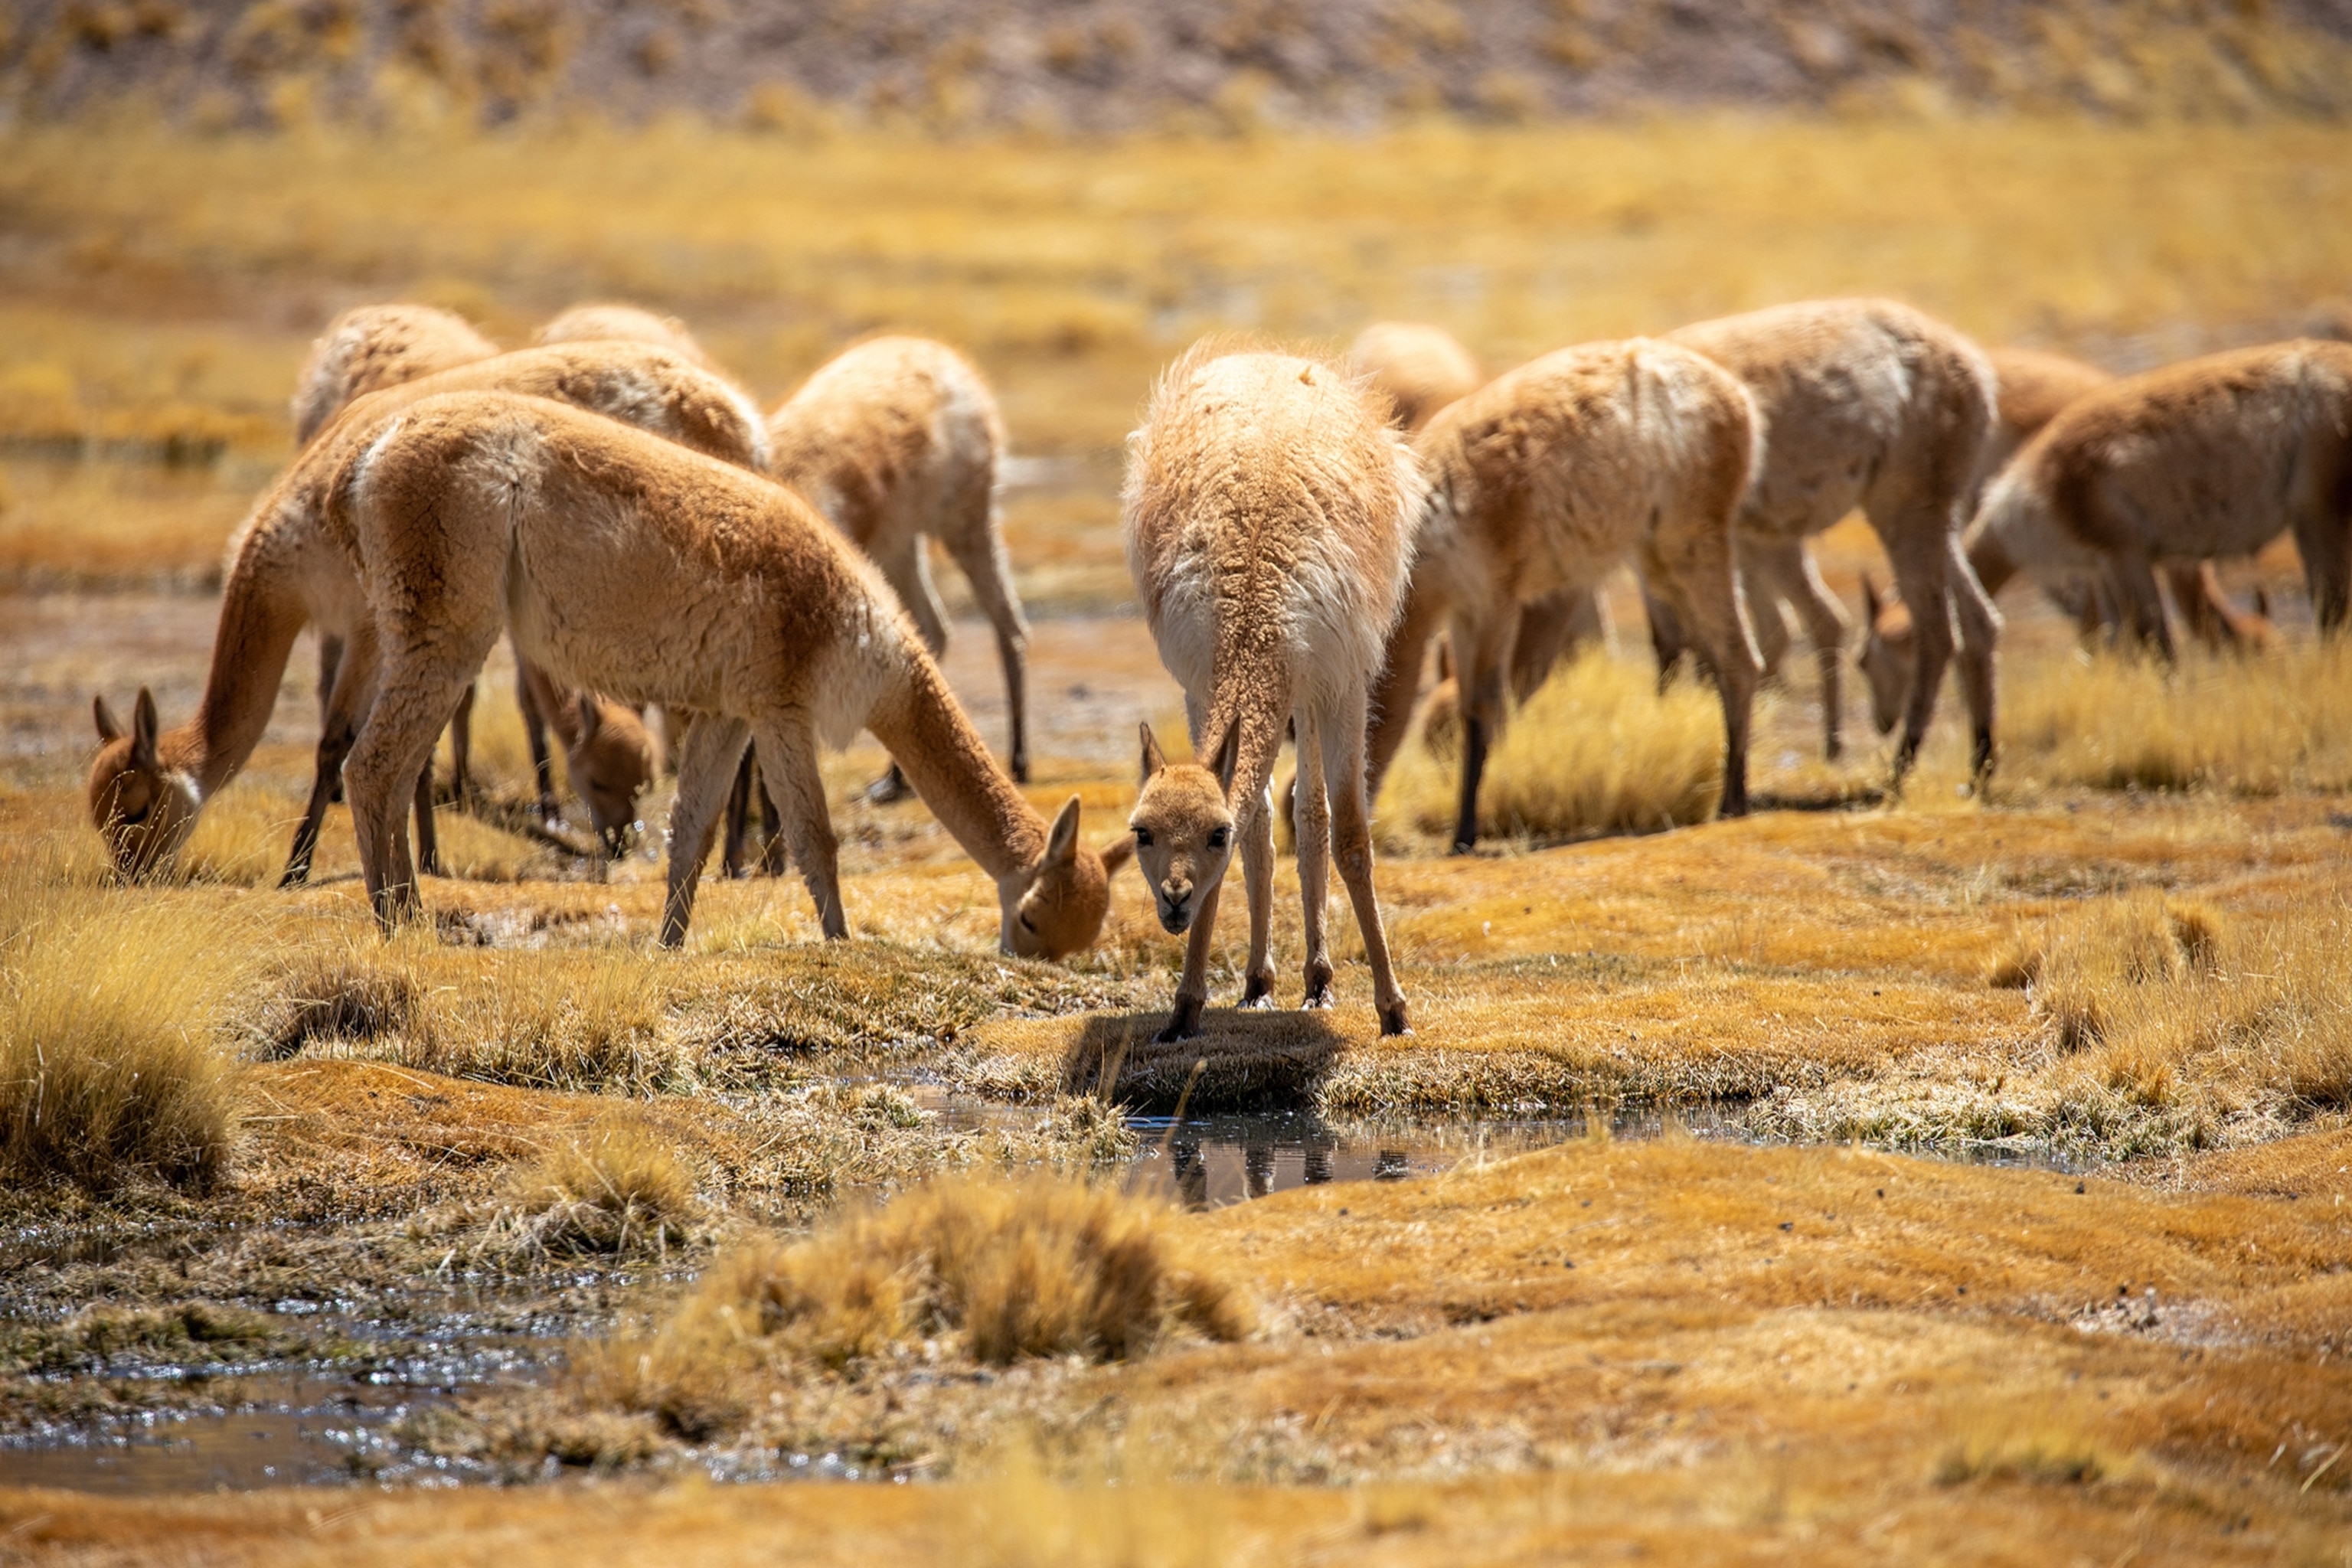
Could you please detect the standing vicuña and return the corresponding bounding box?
[1125,345,1419,1040]
[1364,338,1762,853]
[1346,323,1610,756]
[1968,339,2352,661]
[1666,299,2001,781]
[766,335,1031,799]
[1860,346,2273,733]
[87,342,766,885]
[323,391,1119,955]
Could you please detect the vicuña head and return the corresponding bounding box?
[88,689,198,880]
[567,694,659,857]
[1008,793,1124,959]
[1127,722,1240,937]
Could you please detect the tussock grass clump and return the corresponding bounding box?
[579,1176,1250,1438]
[2004,640,2352,795]
[480,1121,697,1261]
[253,944,421,1060]
[0,1301,287,1376]
[0,867,256,1191]
[1936,1414,2125,1488]
[1995,891,2227,1050]
[1377,651,1723,844]
[406,949,691,1095]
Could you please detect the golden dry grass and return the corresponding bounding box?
[479,1117,697,1261]
[2004,638,2352,794]
[573,1174,1251,1440]
[1377,649,1726,843]
[2,115,2347,598]
[0,859,253,1191]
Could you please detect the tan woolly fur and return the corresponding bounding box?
[766,335,1033,793]
[1123,343,1419,1040]
[1364,337,1763,854]
[1969,342,2344,662]
[1665,299,2001,782]
[534,302,718,369]
[1344,321,1480,434]
[1345,323,1611,751]
[320,390,1116,956]
[1865,347,2273,734]
[86,342,769,886]
[289,303,499,446]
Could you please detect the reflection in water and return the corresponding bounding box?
[1121,1109,1620,1210]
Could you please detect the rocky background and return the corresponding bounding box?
[8,0,2352,132]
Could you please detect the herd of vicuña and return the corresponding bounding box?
[87,296,2351,1040]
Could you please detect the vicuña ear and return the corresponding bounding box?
[1209,721,1241,795]
[1099,831,1135,875]
[94,694,125,744]
[1860,575,1883,624]
[132,688,161,771]
[574,692,603,742]
[1138,721,1167,786]
[1044,794,1082,867]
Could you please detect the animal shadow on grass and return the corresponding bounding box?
[1061,1010,1349,1114]
[1746,779,1890,813]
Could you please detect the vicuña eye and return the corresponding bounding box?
[1132,827,1153,848]
[1019,913,1037,933]
[1207,827,1230,849]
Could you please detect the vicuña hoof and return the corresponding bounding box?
[1240,973,1276,1009]
[1301,986,1334,1011]
[865,766,912,805]
[1155,997,1205,1044]
[1378,1001,1412,1037]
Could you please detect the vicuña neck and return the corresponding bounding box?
[172,492,313,799]
[864,652,1042,877]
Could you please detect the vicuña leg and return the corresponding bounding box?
[1449,610,1514,854]
[721,751,756,877]
[2292,503,2352,634]
[1160,877,1224,1044]
[348,645,488,932]
[1873,514,1961,785]
[1747,537,1850,761]
[1944,530,2002,782]
[446,681,475,805]
[1292,708,1335,1010]
[1239,769,1277,1008]
[1646,537,1760,819]
[658,713,750,948]
[867,541,950,804]
[942,526,1033,784]
[1363,577,1448,803]
[1323,693,1409,1036]
[751,711,848,941]
[514,654,555,819]
[284,619,380,889]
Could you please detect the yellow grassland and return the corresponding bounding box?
[1,116,2347,599]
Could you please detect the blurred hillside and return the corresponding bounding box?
[7,0,2352,131]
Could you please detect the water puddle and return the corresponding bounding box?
[0,1376,481,1494]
